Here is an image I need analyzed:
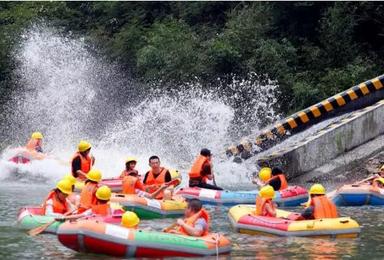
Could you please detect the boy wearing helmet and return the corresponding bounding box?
[71,140,95,180]
[78,169,102,213]
[300,184,338,220]
[255,185,277,217]
[42,179,73,217]
[253,166,288,191]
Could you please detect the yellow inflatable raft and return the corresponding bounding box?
[228,205,360,238]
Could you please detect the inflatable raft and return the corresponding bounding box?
[111,194,187,219]
[57,219,231,257]
[329,184,384,206]
[17,206,122,234]
[228,205,360,238]
[8,147,46,164]
[176,186,308,206]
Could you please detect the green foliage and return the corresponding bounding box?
[136,19,200,81]
[1,2,384,114]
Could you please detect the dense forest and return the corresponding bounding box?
[1,2,383,114]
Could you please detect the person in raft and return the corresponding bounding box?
[300,184,338,220]
[26,132,44,153]
[188,148,223,190]
[122,165,170,199]
[66,186,114,219]
[42,179,73,217]
[142,155,172,199]
[253,166,288,191]
[165,198,209,237]
[119,157,139,178]
[71,140,95,181]
[121,211,140,229]
[255,185,277,217]
[62,174,80,209]
[78,169,102,213]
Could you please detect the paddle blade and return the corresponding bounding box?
[28,220,55,236]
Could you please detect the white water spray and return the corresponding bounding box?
[0,25,280,187]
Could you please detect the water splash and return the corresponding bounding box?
[0,25,280,187]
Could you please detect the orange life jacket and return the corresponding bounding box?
[78,181,98,213]
[72,152,93,179]
[122,175,142,194]
[311,195,338,219]
[42,190,69,215]
[144,168,168,199]
[267,174,288,190]
[119,169,139,178]
[91,203,111,216]
[177,208,210,236]
[255,197,275,217]
[188,155,210,183]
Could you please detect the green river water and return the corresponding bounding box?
[1,182,384,259]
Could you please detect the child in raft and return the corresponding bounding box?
[300,184,338,220]
[164,198,209,237]
[42,179,73,217]
[119,157,139,178]
[254,185,277,217]
[253,166,288,191]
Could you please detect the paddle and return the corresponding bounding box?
[352,175,378,186]
[28,210,75,236]
[212,174,217,186]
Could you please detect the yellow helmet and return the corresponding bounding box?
[258,167,272,182]
[380,165,384,171]
[170,169,181,180]
[56,179,73,195]
[96,185,111,201]
[121,211,140,228]
[63,174,76,185]
[309,184,326,195]
[125,157,138,164]
[374,177,384,185]
[31,132,43,139]
[86,169,102,182]
[259,185,275,199]
[78,140,92,152]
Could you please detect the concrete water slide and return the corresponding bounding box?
[227,75,384,179]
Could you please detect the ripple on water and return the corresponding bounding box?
[1,183,384,259]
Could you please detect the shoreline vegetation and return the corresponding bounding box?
[1,2,383,115]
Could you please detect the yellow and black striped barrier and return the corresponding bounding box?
[226,74,384,159]
[255,99,384,178]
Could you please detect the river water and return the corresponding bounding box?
[1,180,384,259]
